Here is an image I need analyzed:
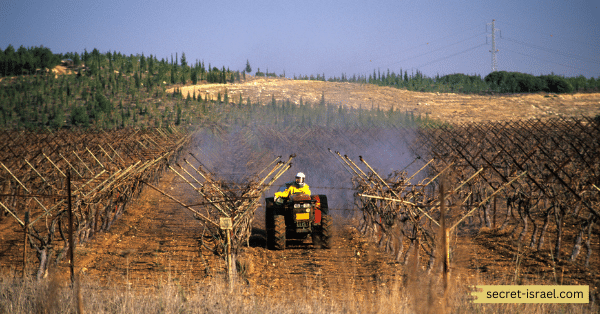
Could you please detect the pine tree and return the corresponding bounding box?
[191,69,198,84]
[140,53,146,72]
[180,52,187,68]
[148,54,154,74]
[134,71,141,88]
[245,60,252,73]
[50,106,65,129]
[72,52,81,67]
[176,105,182,125]
[180,69,187,84]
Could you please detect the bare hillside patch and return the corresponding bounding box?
[170,77,600,123]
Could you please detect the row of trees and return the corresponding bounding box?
[321,69,599,94]
[168,86,440,131]
[244,59,598,94]
[4,45,598,95]
[2,46,243,86]
[189,90,438,129]
[0,45,62,76]
[483,71,586,94]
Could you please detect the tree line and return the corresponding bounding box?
[242,59,598,94]
[0,45,62,76]
[299,69,599,94]
[2,45,242,85]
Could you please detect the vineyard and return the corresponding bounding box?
[346,117,599,293]
[0,127,191,279]
[0,104,599,311]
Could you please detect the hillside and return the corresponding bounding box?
[171,77,600,124]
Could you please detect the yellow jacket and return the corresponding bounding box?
[275,183,311,198]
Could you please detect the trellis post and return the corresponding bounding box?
[23,211,29,279]
[440,177,449,293]
[67,170,75,284]
[220,217,233,288]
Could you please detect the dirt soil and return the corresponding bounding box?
[2,169,596,298]
[0,171,402,295]
[170,77,600,123]
[78,172,403,295]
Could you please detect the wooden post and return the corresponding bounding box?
[220,217,233,288]
[67,170,75,284]
[68,169,84,314]
[227,229,233,284]
[440,177,449,292]
[492,196,497,229]
[23,211,29,279]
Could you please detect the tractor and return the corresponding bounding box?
[265,192,332,250]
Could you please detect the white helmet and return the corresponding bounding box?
[295,172,306,186]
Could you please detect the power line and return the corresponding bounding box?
[384,32,487,69]
[373,24,484,62]
[496,20,600,51]
[342,23,487,72]
[501,47,590,73]
[502,36,600,66]
[414,43,487,70]
[486,20,597,75]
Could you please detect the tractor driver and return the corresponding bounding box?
[274,172,311,204]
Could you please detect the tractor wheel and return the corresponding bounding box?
[266,202,276,250]
[320,214,333,249]
[274,215,286,250]
[312,230,322,249]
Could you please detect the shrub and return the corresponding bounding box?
[540,75,574,94]
[71,106,89,127]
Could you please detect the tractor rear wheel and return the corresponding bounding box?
[274,215,286,250]
[312,230,323,249]
[320,214,333,249]
[266,202,275,250]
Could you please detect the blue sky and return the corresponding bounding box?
[1,0,599,79]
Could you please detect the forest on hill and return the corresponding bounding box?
[0,46,439,130]
[1,45,598,130]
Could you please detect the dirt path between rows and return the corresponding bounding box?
[15,171,401,296]
[1,158,596,300]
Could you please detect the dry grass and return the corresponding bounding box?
[1,269,596,314]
